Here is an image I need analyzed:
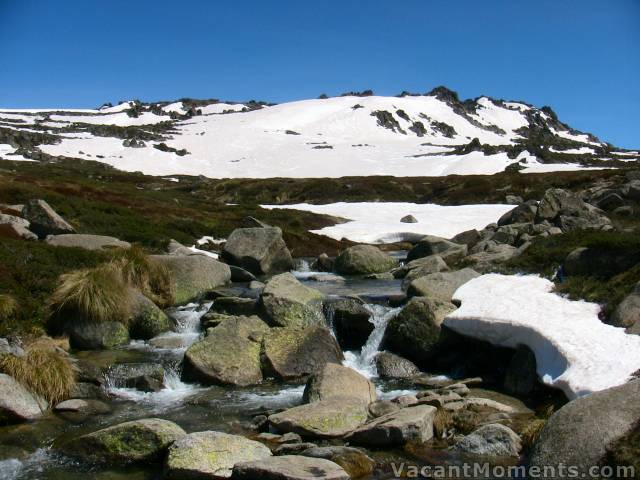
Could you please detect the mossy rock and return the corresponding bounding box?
[260,273,325,328]
[128,291,172,340]
[65,320,130,350]
[334,245,398,275]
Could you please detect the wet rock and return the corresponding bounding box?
[260,273,325,328]
[65,320,130,350]
[346,405,436,447]
[148,334,192,350]
[504,345,538,396]
[166,431,272,479]
[334,245,398,275]
[22,199,75,238]
[400,215,418,223]
[229,265,257,282]
[107,362,165,392]
[61,418,186,463]
[0,373,44,422]
[407,235,467,263]
[69,382,107,400]
[261,325,343,382]
[221,227,293,275]
[211,296,258,316]
[303,363,376,405]
[452,423,521,457]
[268,397,369,438]
[375,351,420,379]
[406,268,480,301]
[323,297,372,350]
[301,446,374,479]
[232,455,349,480]
[45,234,131,250]
[54,399,111,415]
[128,291,172,340]
[312,253,334,272]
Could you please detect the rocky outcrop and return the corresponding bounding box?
[221,227,293,275]
[334,245,398,275]
[302,363,376,405]
[406,268,480,301]
[260,273,324,328]
[0,373,44,422]
[166,431,272,479]
[232,455,349,480]
[323,297,372,350]
[45,234,131,250]
[375,352,420,379]
[536,188,611,231]
[22,199,75,238]
[452,424,521,457]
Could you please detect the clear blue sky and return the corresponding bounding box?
[1,0,638,147]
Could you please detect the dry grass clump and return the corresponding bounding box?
[433,408,452,438]
[0,337,77,405]
[0,294,18,321]
[520,418,547,449]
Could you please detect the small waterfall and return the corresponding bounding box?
[343,303,401,378]
[171,301,213,333]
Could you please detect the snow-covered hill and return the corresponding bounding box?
[1,87,637,178]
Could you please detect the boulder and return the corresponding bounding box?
[45,234,131,251]
[262,325,343,382]
[211,296,258,316]
[303,363,376,405]
[497,201,537,226]
[260,273,324,328]
[451,424,521,457]
[400,255,450,288]
[0,373,44,422]
[106,363,165,392]
[183,316,269,386]
[529,380,640,476]
[128,291,172,340]
[368,400,401,418]
[536,188,611,231]
[22,199,75,238]
[54,399,111,415]
[221,227,293,275]
[323,297,372,350]
[151,254,231,305]
[232,455,349,480]
[596,193,625,211]
[464,244,519,270]
[166,431,272,479]
[312,253,334,272]
[61,418,186,463]
[268,397,369,438]
[610,283,640,330]
[375,352,420,379]
[229,265,257,282]
[65,320,130,350]
[505,195,524,205]
[0,338,24,357]
[400,215,418,223]
[406,235,467,263]
[334,245,398,275]
[503,345,538,397]
[345,405,436,447]
[301,446,374,479]
[562,247,638,278]
[450,229,481,249]
[406,268,480,301]
[0,213,37,240]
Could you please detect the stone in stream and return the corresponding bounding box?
[54,399,111,415]
[166,431,272,479]
[334,244,398,275]
[0,373,45,422]
[406,268,480,301]
[106,362,165,392]
[128,290,172,340]
[261,325,343,382]
[375,351,420,379]
[260,273,325,328]
[345,404,436,447]
[302,363,377,405]
[22,199,75,238]
[61,418,186,463]
[210,296,258,316]
[45,234,131,250]
[406,235,467,263]
[398,255,449,286]
[323,297,373,350]
[268,397,369,438]
[232,455,349,480]
[301,446,374,479]
[64,320,130,350]
[451,423,522,457]
[221,227,294,275]
[183,315,269,386]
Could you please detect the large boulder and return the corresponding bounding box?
[61,418,186,463]
[211,296,258,317]
[22,199,75,238]
[375,352,420,379]
[232,455,349,480]
[0,374,44,423]
[128,291,172,340]
[406,235,467,263]
[301,446,374,479]
[610,282,640,331]
[65,320,130,350]
[464,244,519,270]
[399,255,449,287]
[166,431,272,479]
[345,405,436,447]
[261,325,343,382]
[260,273,324,328]
[221,227,293,275]
[450,229,481,249]
[268,397,369,438]
[0,213,37,240]
[406,268,480,301]
[452,424,521,457]
[497,201,537,226]
[323,297,372,350]
[334,245,398,275]
[536,188,611,231]
[45,234,131,250]
[529,380,640,477]
[303,363,376,405]
[151,254,231,305]
[562,247,638,278]
[183,316,269,386]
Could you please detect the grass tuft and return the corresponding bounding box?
[433,408,452,438]
[520,418,547,449]
[0,294,18,321]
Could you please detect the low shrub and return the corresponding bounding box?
[0,294,18,321]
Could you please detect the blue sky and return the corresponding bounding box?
[1,0,638,147]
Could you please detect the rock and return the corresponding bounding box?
[323,297,372,350]
[562,247,637,278]
[151,254,231,305]
[503,345,538,396]
[382,296,455,365]
[148,334,192,350]
[242,216,271,228]
[505,195,523,205]
[45,234,131,250]
[393,394,418,408]
[65,321,130,350]
[0,373,44,422]
[536,188,611,231]
[229,265,257,282]
[61,418,186,463]
[260,273,324,328]
[334,245,398,275]
[400,215,418,223]
[613,205,634,216]
[345,405,436,447]
[166,431,272,479]
[301,446,374,479]
[400,255,449,288]
[303,363,376,405]
[167,238,191,255]
[464,244,519,270]
[497,202,537,226]
[450,229,482,249]
[22,199,75,238]
[312,253,334,272]
[406,268,480,301]
[106,362,165,392]
[452,424,521,457]
[0,213,37,240]
[221,227,293,275]
[211,296,258,316]
[529,380,640,476]
[232,455,349,480]
[0,338,24,357]
[368,400,401,418]
[54,399,111,415]
[407,235,467,263]
[596,193,625,211]
[262,325,343,382]
[249,280,265,290]
[70,382,107,400]
[128,291,172,340]
[269,397,369,438]
[273,442,318,455]
[611,284,640,330]
[375,351,420,379]
[183,316,268,386]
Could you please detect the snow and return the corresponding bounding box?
[198,103,247,115]
[549,146,595,155]
[519,157,611,173]
[99,102,134,113]
[444,274,640,399]
[162,102,185,113]
[49,111,166,126]
[261,202,514,243]
[0,144,37,162]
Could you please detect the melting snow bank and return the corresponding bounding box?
[261,202,514,243]
[444,274,640,399]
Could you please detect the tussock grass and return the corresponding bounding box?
[0,294,18,321]
[520,419,547,449]
[433,408,452,438]
[0,336,77,405]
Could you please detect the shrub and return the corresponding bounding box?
[0,294,18,321]
[0,337,77,405]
